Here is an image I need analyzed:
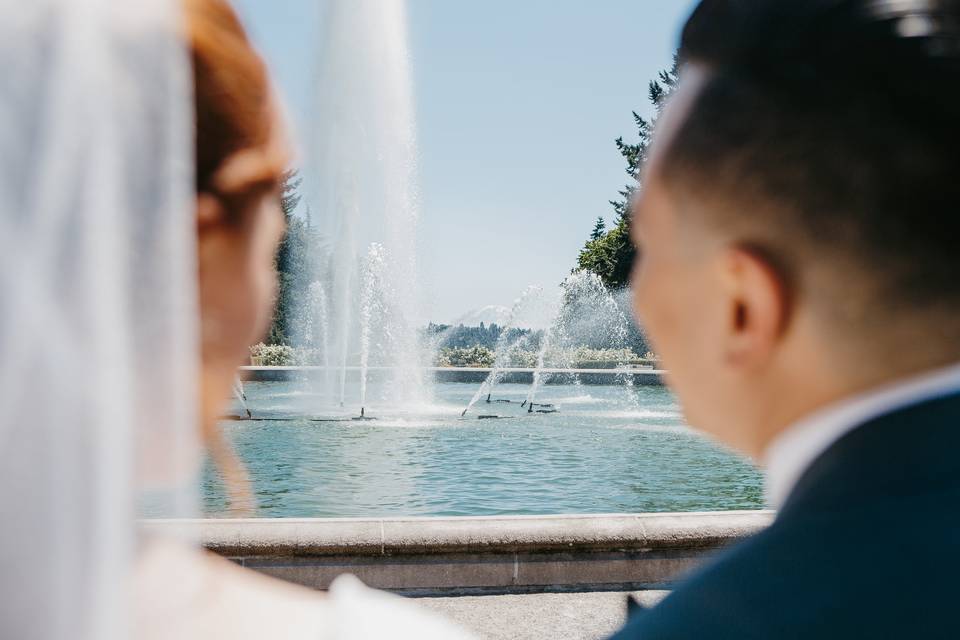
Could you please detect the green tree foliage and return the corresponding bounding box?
[433,345,654,369]
[577,58,679,289]
[268,170,316,345]
[435,346,497,368]
[424,323,536,351]
[590,217,606,241]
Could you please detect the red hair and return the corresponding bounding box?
[183,0,288,514]
[184,0,286,203]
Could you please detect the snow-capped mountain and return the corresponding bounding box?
[451,305,511,327]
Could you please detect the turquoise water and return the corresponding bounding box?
[204,381,764,518]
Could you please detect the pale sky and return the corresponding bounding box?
[233,0,698,323]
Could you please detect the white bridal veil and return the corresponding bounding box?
[0,0,198,638]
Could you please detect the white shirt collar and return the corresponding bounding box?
[763,361,960,510]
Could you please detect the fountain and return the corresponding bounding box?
[461,286,545,417]
[521,295,568,413]
[298,0,428,417]
[233,377,252,419]
[273,1,644,424]
[300,281,332,388]
[358,243,387,417]
[523,272,634,409]
[193,0,766,530]
[460,272,636,419]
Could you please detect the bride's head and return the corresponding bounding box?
[185,0,291,477]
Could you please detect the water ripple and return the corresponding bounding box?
[197,381,765,518]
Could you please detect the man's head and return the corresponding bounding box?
[631,0,960,457]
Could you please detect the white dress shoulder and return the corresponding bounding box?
[135,538,476,640]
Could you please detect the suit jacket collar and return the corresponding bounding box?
[779,390,960,518]
[764,361,960,509]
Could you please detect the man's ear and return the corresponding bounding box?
[720,245,792,369]
[196,192,227,235]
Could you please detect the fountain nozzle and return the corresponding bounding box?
[461,408,468,417]
[486,393,491,403]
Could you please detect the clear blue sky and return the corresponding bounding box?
[233,0,698,323]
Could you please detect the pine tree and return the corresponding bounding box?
[269,170,310,345]
[590,217,606,241]
[577,57,679,288]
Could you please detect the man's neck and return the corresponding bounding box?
[752,351,960,459]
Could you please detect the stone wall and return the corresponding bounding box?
[144,511,772,596]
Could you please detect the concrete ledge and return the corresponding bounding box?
[144,512,772,595]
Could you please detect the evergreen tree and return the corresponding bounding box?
[590,216,606,241]
[268,170,311,345]
[577,57,679,288]
[281,169,302,217]
[424,323,530,351]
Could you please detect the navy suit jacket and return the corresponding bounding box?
[611,392,960,639]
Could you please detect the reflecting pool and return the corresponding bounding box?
[203,381,764,517]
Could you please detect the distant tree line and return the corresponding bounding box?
[249,341,654,369]
[435,345,653,369]
[424,322,538,351]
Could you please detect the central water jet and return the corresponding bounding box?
[297,0,429,416]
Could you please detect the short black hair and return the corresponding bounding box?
[663,0,960,311]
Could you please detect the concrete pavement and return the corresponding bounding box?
[417,590,670,640]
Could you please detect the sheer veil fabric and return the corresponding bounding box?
[0,1,199,638]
